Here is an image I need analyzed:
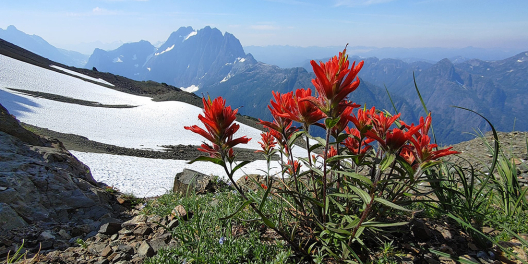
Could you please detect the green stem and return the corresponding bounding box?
[322,126,332,223]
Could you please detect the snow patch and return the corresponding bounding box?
[220,74,232,83]
[113,57,123,63]
[134,64,139,68]
[71,151,286,197]
[147,67,151,71]
[181,85,199,93]
[50,65,114,86]
[132,54,137,60]
[184,31,197,41]
[517,59,524,63]
[508,69,514,73]
[155,44,175,56]
[234,57,246,63]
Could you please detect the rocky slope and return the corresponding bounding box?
[0,103,133,258]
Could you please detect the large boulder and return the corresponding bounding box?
[0,103,123,232]
[172,169,227,195]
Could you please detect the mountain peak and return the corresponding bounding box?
[6,25,18,31]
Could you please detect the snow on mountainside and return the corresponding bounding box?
[0,54,305,197]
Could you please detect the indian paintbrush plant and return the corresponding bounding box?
[184,47,460,262]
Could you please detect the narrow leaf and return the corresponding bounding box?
[188,156,224,166]
[380,153,396,171]
[374,197,413,212]
[220,200,253,220]
[349,186,371,204]
[232,160,252,174]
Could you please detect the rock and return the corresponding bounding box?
[0,203,28,230]
[117,244,134,255]
[0,104,124,234]
[39,230,56,241]
[133,226,153,237]
[58,229,71,240]
[167,219,179,229]
[122,215,147,228]
[137,241,155,257]
[173,169,226,195]
[410,219,431,241]
[170,205,190,221]
[98,222,122,235]
[101,245,113,257]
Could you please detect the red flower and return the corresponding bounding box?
[342,127,373,157]
[366,125,422,153]
[329,103,360,138]
[370,111,401,140]
[184,97,251,158]
[287,160,301,176]
[255,131,277,156]
[276,88,326,127]
[348,106,376,136]
[327,145,338,158]
[301,47,364,117]
[260,91,298,152]
[400,145,417,166]
[261,184,268,190]
[402,114,459,167]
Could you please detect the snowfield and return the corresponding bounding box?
[0,54,306,197]
[50,65,114,86]
[70,151,285,198]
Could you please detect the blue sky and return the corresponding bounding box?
[1,0,527,52]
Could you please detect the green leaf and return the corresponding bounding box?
[380,153,396,171]
[220,200,253,220]
[325,116,341,130]
[258,179,273,211]
[335,170,373,186]
[361,221,409,227]
[452,106,500,181]
[309,143,323,152]
[188,156,225,166]
[429,249,479,264]
[374,197,413,212]
[307,134,327,147]
[349,186,371,204]
[232,160,252,174]
[326,154,358,164]
[336,133,350,144]
[288,130,306,147]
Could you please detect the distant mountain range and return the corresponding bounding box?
[246,45,524,68]
[0,25,89,67]
[1,25,527,144]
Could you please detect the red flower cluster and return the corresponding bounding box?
[401,114,460,168]
[184,97,251,159]
[256,131,277,156]
[301,47,364,118]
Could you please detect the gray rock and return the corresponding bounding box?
[0,104,123,233]
[39,230,56,241]
[173,168,225,195]
[98,222,121,235]
[137,241,155,257]
[0,203,27,230]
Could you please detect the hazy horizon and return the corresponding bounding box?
[1,0,527,55]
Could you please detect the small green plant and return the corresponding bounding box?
[4,240,26,264]
[104,185,119,194]
[143,191,296,264]
[76,238,88,249]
